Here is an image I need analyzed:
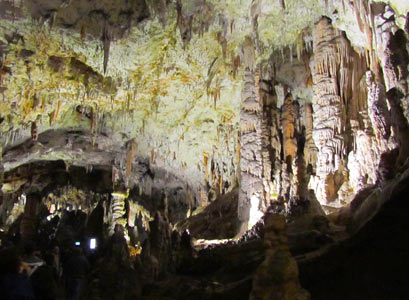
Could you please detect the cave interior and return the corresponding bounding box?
[0,0,409,299]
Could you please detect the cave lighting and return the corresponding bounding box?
[248,194,263,230]
[89,238,97,250]
[193,238,233,248]
[49,204,56,214]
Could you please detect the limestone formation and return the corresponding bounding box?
[0,1,409,299]
[281,93,298,166]
[250,214,310,300]
[108,191,127,236]
[310,17,350,206]
[238,37,265,232]
[303,104,317,172]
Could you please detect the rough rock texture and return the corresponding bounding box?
[250,214,310,300]
[281,93,298,166]
[299,167,409,300]
[303,103,317,172]
[238,36,265,232]
[308,16,378,208]
[309,17,351,207]
[177,188,238,240]
[1,2,409,299]
[108,192,127,235]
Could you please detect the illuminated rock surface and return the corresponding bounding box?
[0,1,408,299]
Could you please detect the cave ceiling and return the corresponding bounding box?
[0,0,408,195]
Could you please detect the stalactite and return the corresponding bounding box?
[102,23,111,75]
[126,139,136,178]
[217,32,227,59]
[31,122,38,141]
[203,152,209,181]
[51,99,62,124]
[176,0,193,48]
[150,149,155,164]
[49,10,57,30]
[90,107,96,134]
[353,0,364,33]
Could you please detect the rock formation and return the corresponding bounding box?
[238,36,265,232]
[0,1,408,299]
[20,193,41,241]
[250,213,310,300]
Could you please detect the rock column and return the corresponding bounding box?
[238,36,265,232]
[310,17,349,206]
[250,213,310,300]
[373,4,409,121]
[304,104,317,172]
[281,93,298,166]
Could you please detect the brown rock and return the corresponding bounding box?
[250,214,310,300]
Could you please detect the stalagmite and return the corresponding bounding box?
[250,214,310,300]
[281,93,297,166]
[259,75,275,206]
[310,17,350,206]
[304,103,317,170]
[102,23,111,75]
[238,36,265,232]
[372,4,409,121]
[366,71,395,152]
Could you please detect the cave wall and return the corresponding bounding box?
[236,2,409,228]
[0,1,408,234]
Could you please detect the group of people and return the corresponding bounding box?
[0,242,89,300]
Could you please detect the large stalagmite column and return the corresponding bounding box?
[366,70,395,153]
[310,17,349,206]
[281,93,298,166]
[238,36,265,232]
[250,214,310,300]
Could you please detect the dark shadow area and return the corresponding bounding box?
[3,160,113,195]
[299,175,409,300]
